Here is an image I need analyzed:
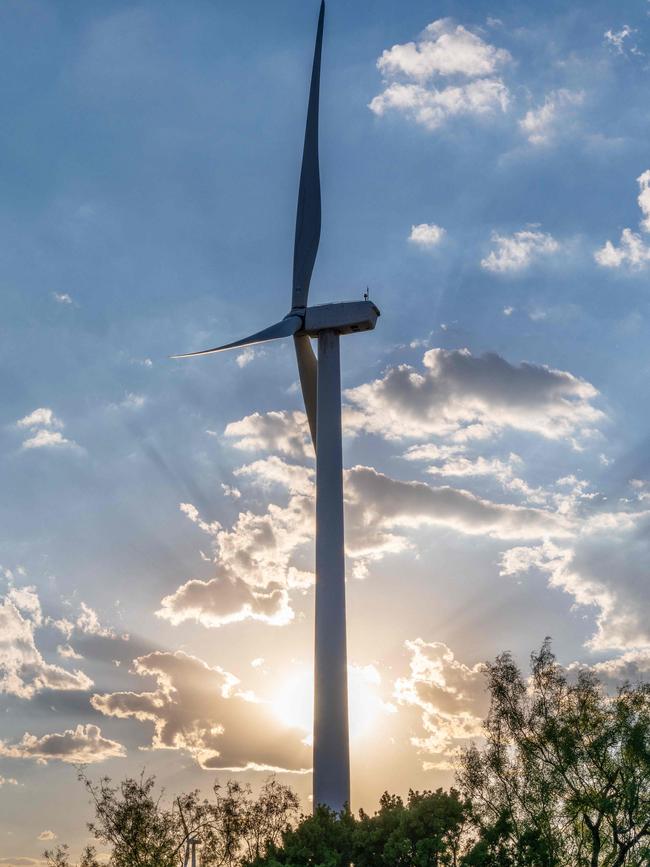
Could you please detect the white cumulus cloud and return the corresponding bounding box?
[604,25,636,55]
[481,229,560,272]
[409,223,446,247]
[370,78,509,131]
[16,407,76,450]
[370,19,510,131]
[0,587,93,699]
[595,170,650,269]
[519,89,584,146]
[52,292,73,304]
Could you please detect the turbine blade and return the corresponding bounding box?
[292,0,324,311]
[294,334,317,444]
[172,315,302,359]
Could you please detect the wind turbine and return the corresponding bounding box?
[173,0,379,813]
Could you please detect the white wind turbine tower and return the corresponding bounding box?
[174,1,379,812]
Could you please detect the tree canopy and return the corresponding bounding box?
[457,640,650,866]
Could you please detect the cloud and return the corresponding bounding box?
[157,473,314,628]
[92,651,310,772]
[500,511,650,650]
[0,724,125,764]
[345,466,571,548]
[234,456,314,496]
[221,483,241,499]
[571,648,650,685]
[481,229,560,272]
[161,443,570,626]
[409,223,446,247]
[0,776,18,787]
[344,348,602,443]
[76,602,123,639]
[377,19,511,80]
[421,452,521,483]
[224,411,312,460]
[8,586,43,625]
[17,409,62,430]
[16,407,76,450]
[394,639,487,768]
[604,25,636,55]
[165,359,598,630]
[410,450,546,504]
[236,348,258,368]
[157,575,293,629]
[595,229,650,269]
[1,587,93,699]
[108,392,146,411]
[52,292,73,304]
[57,644,83,660]
[120,392,146,409]
[595,170,650,268]
[519,89,584,145]
[22,430,73,449]
[370,19,510,130]
[37,831,56,841]
[370,79,509,131]
[48,617,74,640]
[0,860,41,866]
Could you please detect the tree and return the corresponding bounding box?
[458,640,650,866]
[43,844,100,867]
[354,789,469,867]
[248,805,356,867]
[81,770,196,867]
[250,789,469,867]
[51,771,300,867]
[201,779,300,866]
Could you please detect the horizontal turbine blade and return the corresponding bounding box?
[171,315,302,359]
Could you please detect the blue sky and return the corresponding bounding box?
[3,0,650,860]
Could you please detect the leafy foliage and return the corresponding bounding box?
[50,772,299,867]
[248,789,469,867]
[44,843,100,867]
[458,640,650,866]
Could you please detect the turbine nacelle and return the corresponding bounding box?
[172,300,379,359]
[301,300,380,336]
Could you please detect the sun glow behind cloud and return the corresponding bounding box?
[271,664,395,744]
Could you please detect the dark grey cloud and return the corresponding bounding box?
[345,348,602,443]
[0,723,125,764]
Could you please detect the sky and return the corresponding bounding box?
[2,0,650,860]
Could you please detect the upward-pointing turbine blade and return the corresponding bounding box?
[294,334,317,444]
[171,315,302,359]
[292,0,324,311]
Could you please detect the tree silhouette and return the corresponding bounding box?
[458,640,650,866]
